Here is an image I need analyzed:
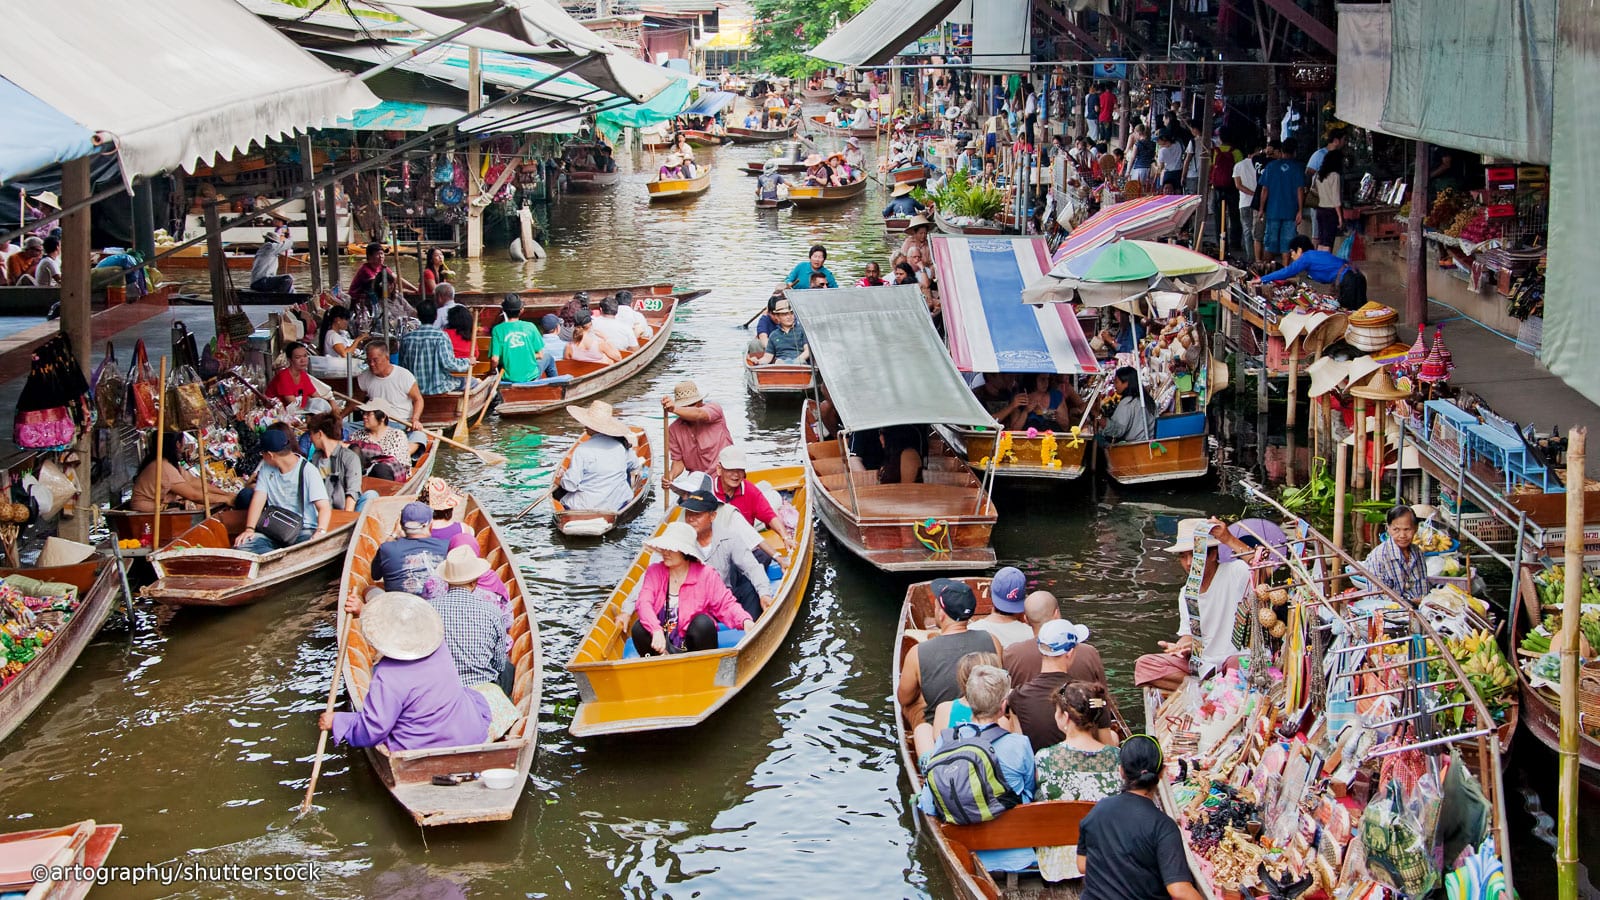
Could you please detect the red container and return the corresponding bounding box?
[1486,166,1517,184]
[1485,203,1516,218]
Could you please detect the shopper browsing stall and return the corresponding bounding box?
[1256,235,1368,311]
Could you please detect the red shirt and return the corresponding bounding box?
[715,478,777,528]
[1097,91,1114,123]
[447,329,475,360]
[267,367,315,402]
[667,402,733,475]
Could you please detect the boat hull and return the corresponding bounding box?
[551,428,652,537]
[726,124,798,144]
[0,562,119,744]
[744,359,816,396]
[566,171,623,192]
[806,116,876,140]
[647,172,713,201]
[493,298,678,416]
[681,130,726,147]
[934,208,1003,236]
[0,821,122,900]
[787,178,868,208]
[416,374,499,431]
[1103,433,1209,485]
[1514,567,1600,771]
[741,160,807,176]
[565,466,814,736]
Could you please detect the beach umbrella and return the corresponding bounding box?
[1022,238,1234,306]
[1051,195,1203,264]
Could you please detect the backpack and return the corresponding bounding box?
[923,723,1021,825]
[1209,145,1236,189]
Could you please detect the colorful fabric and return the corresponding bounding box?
[1052,196,1203,265]
[932,236,1100,375]
[1034,744,1121,801]
[634,560,752,641]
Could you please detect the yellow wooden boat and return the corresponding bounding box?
[942,426,1092,482]
[565,465,813,736]
[646,169,712,202]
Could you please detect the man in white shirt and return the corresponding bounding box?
[1232,147,1261,264]
[249,227,295,293]
[31,235,61,286]
[431,282,460,328]
[1133,518,1257,691]
[591,294,639,352]
[612,291,652,342]
[350,340,426,448]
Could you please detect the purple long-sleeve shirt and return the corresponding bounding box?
[332,642,491,751]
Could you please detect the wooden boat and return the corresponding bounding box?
[807,115,876,140]
[457,281,682,309]
[0,820,122,900]
[156,248,311,272]
[565,465,814,736]
[1514,566,1600,771]
[415,375,499,431]
[681,129,726,147]
[883,215,910,235]
[142,442,436,607]
[550,427,652,536]
[726,122,798,144]
[0,559,120,745]
[889,163,927,185]
[801,86,837,101]
[754,198,790,210]
[744,357,816,397]
[939,426,1092,482]
[740,159,808,176]
[564,169,624,193]
[646,169,713,202]
[895,577,1106,899]
[494,295,678,416]
[1102,409,1210,485]
[787,177,868,208]
[103,508,204,549]
[338,494,540,825]
[934,207,1004,236]
[801,400,997,571]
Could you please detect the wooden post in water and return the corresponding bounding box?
[1352,398,1368,492]
[323,183,340,290]
[299,133,323,296]
[1285,348,1299,429]
[152,357,169,551]
[1558,427,1587,900]
[204,202,227,338]
[1332,442,1349,551]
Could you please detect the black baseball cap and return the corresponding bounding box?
[932,578,977,620]
[679,489,722,513]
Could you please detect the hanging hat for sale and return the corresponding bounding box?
[36,536,94,568]
[1343,354,1385,391]
[436,545,491,585]
[643,521,704,561]
[904,214,933,233]
[891,183,916,197]
[1349,367,1411,401]
[567,400,633,439]
[1419,338,1448,384]
[1343,315,1396,352]
[1346,302,1398,327]
[990,567,1027,614]
[424,477,462,511]
[1207,355,1231,395]
[1405,324,1428,365]
[1305,355,1349,398]
[360,592,445,661]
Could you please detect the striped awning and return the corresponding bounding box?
[1050,195,1202,266]
[932,235,1101,375]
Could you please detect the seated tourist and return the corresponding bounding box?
[367,501,448,596]
[1098,366,1156,444]
[441,531,511,605]
[537,314,566,377]
[353,403,414,480]
[591,294,639,352]
[659,153,687,180]
[1012,618,1114,752]
[1077,737,1200,900]
[558,401,641,511]
[234,429,332,554]
[445,305,477,360]
[307,413,377,513]
[713,446,789,555]
[897,579,1006,726]
[490,294,547,383]
[857,262,885,287]
[351,341,425,439]
[969,567,1036,647]
[567,309,622,363]
[1004,591,1108,691]
[802,154,832,187]
[320,305,359,360]
[672,470,777,562]
[912,649,1001,759]
[424,477,465,543]
[1032,681,1122,882]
[129,432,236,512]
[757,297,809,365]
[266,342,328,411]
[319,591,491,751]
[743,111,761,128]
[679,485,772,621]
[631,521,754,657]
[432,546,515,692]
[612,290,652,342]
[399,300,472,395]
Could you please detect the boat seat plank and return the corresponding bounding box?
[939,801,1094,852]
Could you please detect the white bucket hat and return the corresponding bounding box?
[643,521,704,561]
[360,592,445,661]
[435,545,491,585]
[1164,518,1216,554]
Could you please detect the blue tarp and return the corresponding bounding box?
[683,90,735,117]
[0,77,96,184]
[595,76,692,132]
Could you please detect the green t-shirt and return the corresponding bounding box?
[490,319,546,382]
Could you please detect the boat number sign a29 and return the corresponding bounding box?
[639,298,665,312]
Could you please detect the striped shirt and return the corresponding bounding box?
[428,588,507,686]
[398,325,470,395]
[1363,539,1429,601]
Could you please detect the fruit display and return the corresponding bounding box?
[1425,188,1472,231]
[1533,564,1600,610]
[1433,629,1516,716]
[1453,208,1502,244]
[1413,524,1454,553]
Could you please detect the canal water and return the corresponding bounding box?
[0,136,1590,897]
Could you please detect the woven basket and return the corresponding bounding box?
[1346,323,1396,352]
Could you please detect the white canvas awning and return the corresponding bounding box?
[0,0,379,184]
[789,285,998,431]
[807,0,963,66]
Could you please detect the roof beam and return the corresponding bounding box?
[1093,9,1154,59]
[1033,0,1107,57]
[1168,6,1246,58]
[1256,0,1336,54]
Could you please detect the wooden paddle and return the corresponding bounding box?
[662,411,674,511]
[300,607,351,816]
[473,372,502,427]
[329,388,507,466]
[452,318,481,442]
[512,484,554,521]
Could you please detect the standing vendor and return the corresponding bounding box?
[1363,506,1430,601]
[1256,235,1368,311]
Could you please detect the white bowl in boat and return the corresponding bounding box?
[481,768,521,791]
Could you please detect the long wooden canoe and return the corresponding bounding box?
[338,494,540,825]
[889,164,928,185]
[939,426,1092,482]
[415,375,498,432]
[456,281,680,308]
[895,577,1103,899]
[157,249,311,272]
[493,296,679,416]
[741,159,808,176]
[744,357,816,397]
[550,427,653,537]
[726,122,798,144]
[934,207,1004,236]
[787,177,868,208]
[565,170,624,193]
[565,465,813,736]
[807,116,876,140]
[142,442,436,607]
[681,129,727,147]
[647,170,713,202]
[0,820,122,900]
[0,560,119,745]
[801,400,996,572]
[883,215,911,236]
[801,86,837,101]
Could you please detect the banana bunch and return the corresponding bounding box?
[1414,528,1453,553]
[1446,629,1496,659]
[1445,629,1517,708]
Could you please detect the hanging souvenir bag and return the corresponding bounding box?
[172,321,201,372]
[129,339,160,429]
[1360,747,1438,897]
[91,341,125,428]
[15,335,87,450]
[167,365,211,431]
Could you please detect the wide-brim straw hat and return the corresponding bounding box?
[672,380,706,405]
[1349,368,1411,401]
[851,99,867,109]
[905,214,933,232]
[37,536,95,568]
[891,183,915,197]
[436,545,491,585]
[1208,355,1230,394]
[1344,355,1385,390]
[802,154,825,166]
[1279,310,1348,354]
[643,520,704,561]
[1165,517,1214,553]
[361,591,444,661]
[30,190,60,209]
[1305,355,1348,398]
[1345,323,1397,353]
[664,153,684,167]
[425,477,462,511]
[568,399,632,439]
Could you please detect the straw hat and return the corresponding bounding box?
[436,545,491,585]
[1347,302,1398,327]
[643,521,704,561]
[1207,355,1230,394]
[30,190,60,209]
[360,592,445,661]
[424,477,462,511]
[905,214,933,233]
[1164,518,1215,553]
[802,154,825,166]
[37,536,94,568]
[568,400,632,439]
[1279,310,1348,355]
[1305,355,1349,398]
[851,99,867,109]
[1344,355,1385,390]
[891,183,916,197]
[672,380,706,406]
[664,153,683,167]
[1349,368,1411,401]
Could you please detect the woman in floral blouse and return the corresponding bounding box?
[1033,681,1122,881]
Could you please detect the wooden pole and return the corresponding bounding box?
[1406,139,1429,329]
[196,425,211,513]
[1285,347,1299,428]
[1352,398,1368,491]
[1332,442,1349,551]
[465,47,484,259]
[452,316,480,442]
[1557,427,1587,900]
[152,357,168,550]
[299,133,323,296]
[301,608,351,815]
[662,412,674,511]
[57,157,92,542]
[1371,404,1386,501]
[323,183,341,290]
[204,201,227,340]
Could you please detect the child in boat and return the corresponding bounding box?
[321,591,491,751]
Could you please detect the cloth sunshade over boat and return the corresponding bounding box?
[1023,239,1232,307]
[932,235,1101,375]
[683,91,736,117]
[0,0,379,185]
[359,0,675,103]
[789,285,998,431]
[807,0,963,66]
[1051,195,1203,265]
[0,78,96,183]
[338,101,465,132]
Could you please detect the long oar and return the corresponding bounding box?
[662,411,674,511]
[300,607,351,816]
[452,317,481,443]
[513,484,555,521]
[329,388,507,466]
[473,372,502,427]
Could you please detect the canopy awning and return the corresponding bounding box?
[807,0,962,66]
[933,236,1101,375]
[0,77,96,183]
[683,90,736,117]
[789,285,998,431]
[316,43,612,106]
[1052,195,1202,265]
[338,100,466,131]
[0,0,379,184]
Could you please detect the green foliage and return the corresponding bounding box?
[748,0,870,77]
[921,170,1005,221]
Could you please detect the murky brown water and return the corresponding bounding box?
[1,135,1590,898]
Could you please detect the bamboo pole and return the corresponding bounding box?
[1557,427,1586,900]
[1285,347,1299,428]
[1371,405,1386,502]
[1332,442,1349,551]
[152,357,169,549]
[301,607,351,816]
[1352,397,1368,491]
[196,425,211,513]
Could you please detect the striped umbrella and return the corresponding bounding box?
[1022,238,1234,306]
[1051,195,1203,265]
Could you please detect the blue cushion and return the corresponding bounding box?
[504,374,575,387]
[620,627,745,659]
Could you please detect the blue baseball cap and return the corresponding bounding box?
[401,502,433,528]
[991,567,1027,614]
[259,429,290,453]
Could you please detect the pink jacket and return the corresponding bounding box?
[635,561,753,638]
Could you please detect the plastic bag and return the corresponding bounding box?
[1360,751,1439,897]
[168,365,211,431]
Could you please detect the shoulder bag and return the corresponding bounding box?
[255,460,308,546]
